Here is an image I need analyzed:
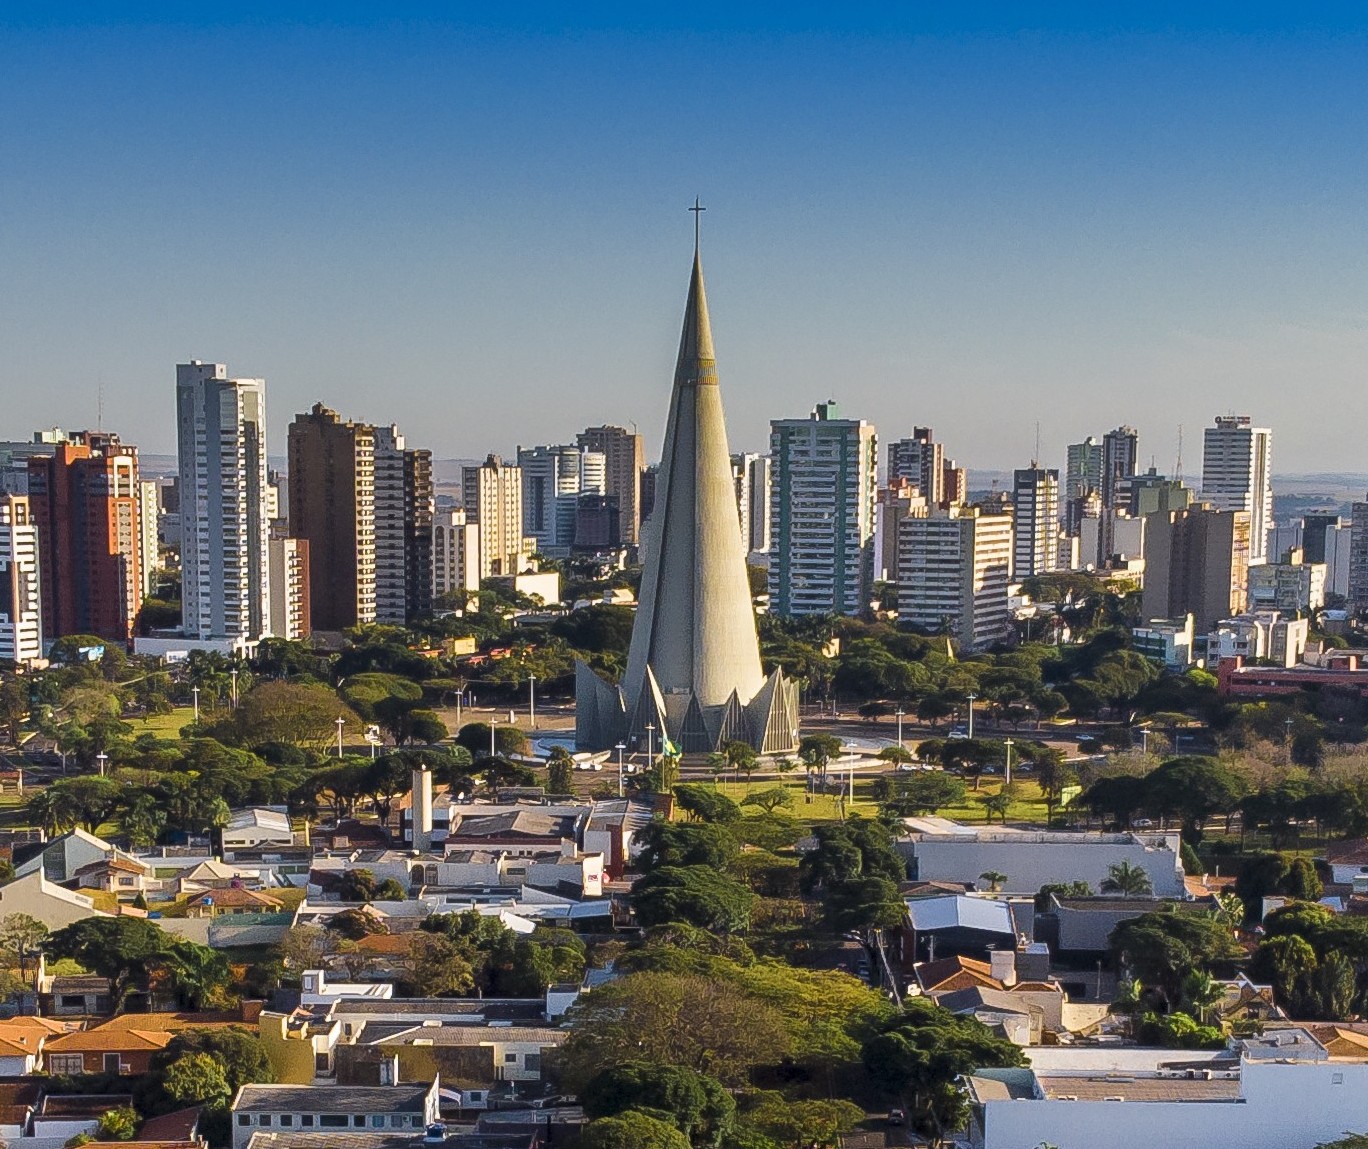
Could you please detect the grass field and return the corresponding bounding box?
[709,774,1055,825]
[128,706,196,739]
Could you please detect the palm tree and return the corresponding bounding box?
[980,793,1011,825]
[980,870,1008,893]
[1101,860,1153,896]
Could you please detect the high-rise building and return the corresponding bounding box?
[518,445,605,554]
[1248,548,1326,615]
[1011,466,1059,578]
[1100,425,1139,557]
[1201,415,1274,564]
[137,479,160,599]
[0,495,43,665]
[287,403,376,632]
[577,425,645,547]
[874,481,928,584]
[176,362,270,641]
[27,437,143,643]
[462,455,525,578]
[887,428,945,506]
[1064,436,1103,537]
[1129,469,1193,518]
[374,425,433,623]
[769,401,878,617]
[267,533,311,641]
[1301,514,1342,566]
[1142,504,1251,631]
[898,506,1013,649]
[576,239,797,755]
[942,460,968,508]
[730,453,771,558]
[1349,497,1368,614]
[432,508,480,604]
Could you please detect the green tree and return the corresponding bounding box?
[635,822,739,872]
[673,785,741,825]
[739,1093,865,1149]
[1110,909,1242,1010]
[456,722,529,758]
[632,867,754,933]
[979,870,1008,892]
[740,787,792,815]
[95,1106,138,1141]
[160,1051,231,1106]
[1101,861,1154,896]
[403,932,476,997]
[46,917,169,1010]
[582,1062,735,1147]
[862,997,1025,1137]
[0,913,48,985]
[580,1112,689,1149]
[161,940,231,1010]
[338,868,379,902]
[547,757,575,795]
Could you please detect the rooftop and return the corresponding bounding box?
[1035,1073,1240,1102]
[233,1084,433,1115]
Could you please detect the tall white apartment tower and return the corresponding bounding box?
[517,445,605,554]
[1012,466,1059,578]
[1201,415,1274,564]
[730,452,772,558]
[462,454,525,577]
[176,362,270,640]
[0,495,43,665]
[768,402,877,617]
[137,479,160,599]
[898,506,1013,649]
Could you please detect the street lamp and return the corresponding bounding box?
[615,741,626,798]
[191,686,200,725]
[490,717,498,758]
[1140,727,1150,756]
[646,723,656,770]
[895,707,906,749]
[1003,738,1014,787]
[335,716,345,758]
[230,667,239,710]
[96,752,108,778]
[966,692,978,740]
[528,675,537,730]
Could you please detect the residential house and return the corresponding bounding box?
[0,869,110,929]
[0,1081,42,1143]
[258,1008,344,1084]
[899,894,1021,965]
[222,809,295,853]
[44,1011,256,1075]
[0,1017,70,1073]
[74,856,157,900]
[229,1082,441,1149]
[186,888,284,918]
[42,974,113,1017]
[30,1094,136,1143]
[340,1024,568,1089]
[1325,839,1368,886]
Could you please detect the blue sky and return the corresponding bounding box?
[3,6,1368,474]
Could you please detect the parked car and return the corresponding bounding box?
[1132,818,1154,828]
[948,726,969,740]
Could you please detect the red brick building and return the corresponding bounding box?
[27,436,143,643]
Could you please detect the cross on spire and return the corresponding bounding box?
[689,197,705,251]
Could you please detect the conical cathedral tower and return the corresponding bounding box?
[576,230,798,755]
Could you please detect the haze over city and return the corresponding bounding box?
[4,6,1368,471]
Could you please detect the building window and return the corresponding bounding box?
[504,1053,517,1063]
[371,1117,385,1128]
[280,1116,293,1127]
[49,1055,85,1075]
[354,1116,366,1127]
[260,1115,272,1127]
[319,1116,347,1128]
[1334,1072,1345,1085]
[238,1116,251,1128]
[301,1116,314,1127]
[104,1053,121,1073]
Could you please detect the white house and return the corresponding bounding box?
[962,1029,1368,1149]
[222,808,294,852]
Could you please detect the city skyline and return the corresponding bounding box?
[4,10,1368,470]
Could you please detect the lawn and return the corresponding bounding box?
[128,706,196,739]
[709,774,1055,826]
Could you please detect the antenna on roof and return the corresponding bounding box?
[1034,421,1041,469]
[1174,425,1184,482]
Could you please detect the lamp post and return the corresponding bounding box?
[528,675,536,730]
[335,716,345,758]
[230,667,239,710]
[615,741,626,798]
[191,686,200,725]
[895,707,906,749]
[966,692,978,740]
[1140,727,1150,756]
[646,723,656,771]
[96,752,108,778]
[490,717,498,759]
[1003,738,1014,787]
